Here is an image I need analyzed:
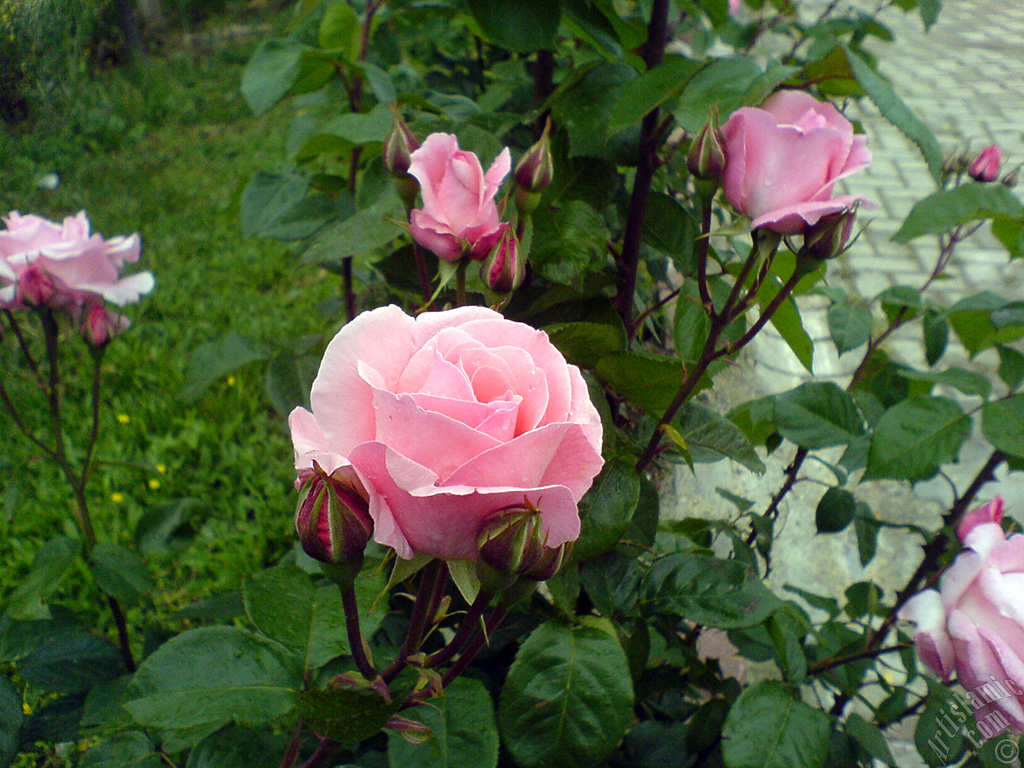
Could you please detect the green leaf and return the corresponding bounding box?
[843,46,943,182]
[765,612,807,685]
[297,685,396,744]
[947,292,1024,356]
[877,285,921,323]
[240,171,339,241]
[178,331,268,403]
[595,351,683,416]
[606,55,701,134]
[759,277,814,372]
[915,679,967,768]
[998,346,1024,389]
[643,192,699,273]
[845,713,896,767]
[552,63,638,159]
[318,1,359,57]
[893,183,1024,245]
[673,57,765,132]
[124,627,301,733]
[547,321,626,368]
[982,394,1024,457]
[530,200,610,291]
[815,488,855,534]
[721,681,832,768]
[79,731,161,768]
[4,537,80,620]
[574,459,641,561]
[827,300,872,356]
[264,351,318,417]
[499,619,634,768]
[864,396,970,481]
[676,402,766,474]
[242,39,307,117]
[0,676,22,768]
[896,366,991,398]
[387,677,499,768]
[774,382,864,449]
[638,552,780,629]
[923,309,949,366]
[135,498,204,556]
[186,725,286,768]
[90,543,153,606]
[300,189,405,267]
[19,628,125,693]
[561,0,629,60]
[466,0,561,53]
[854,507,881,567]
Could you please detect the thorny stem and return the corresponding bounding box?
[807,642,911,675]
[278,720,305,768]
[440,602,510,688]
[412,242,432,305]
[533,49,554,137]
[424,590,492,669]
[341,584,378,681]
[381,559,446,683]
[455,260,468,307]
[613,0,671,334]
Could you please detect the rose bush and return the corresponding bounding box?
[900,497,1024,735]
[407,133,511,261]
[720,90,872,234]
[0,211,153,311]
[289,305,604,561]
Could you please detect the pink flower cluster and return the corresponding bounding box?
[901,497,1024,738]
[0,211,153,342]
[720,90,872,235]
[289,305,604,562]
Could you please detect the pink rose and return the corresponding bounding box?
[729,0,741,12]
[407,133,511,261]
[721,90,872,235]
[900,496,1024,736]
[289,305,604,561]
[0,211,154,311]
[969,144,1002,183]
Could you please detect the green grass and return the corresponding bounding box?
[0,10,343,631]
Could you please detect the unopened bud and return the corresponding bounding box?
[969,144,1002,183]
[477,504,544,575]
[513,119,553,194]
[513,187,543,216]
[382,112,420,177]
[479,224,523,294]
[296,465,373,586]
[81,304,130,348]
[687,120,726,181]
[520,540,573,582]
[1002,166,1020,188]
[800,206,857,261]
[18,265,54,306]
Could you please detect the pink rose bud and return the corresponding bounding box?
[296,465,373,585]
[407,134,511,261]
[513,120,553,195]
[799,205,857,261]
[687,119,727,181]
[383,112,420,177]
[721,90,873,235]
[479,224,524,294]
[81,304,130,347]
[956,496,1004,542]
[520,539,573,582]
[18,264,55,306]
[899,505,1024,740]
[969,145,1002,183]
[477,505,546,575]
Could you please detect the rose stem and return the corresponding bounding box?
[41,309,135,671]
[340,584,378,680]
[297,737,340,768]
[695,191,714,315]
[439,602,510,687]
[636,233,799,473]
[612,0,671,335]
[828,449,1006,718]
[423,589,491,668]
[455,260,468,307]
[412,241,432,305]
[4,308,45,387]
[381,559,446,683]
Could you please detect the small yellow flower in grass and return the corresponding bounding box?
[227,375,236,387]
[111,492,125,504]
[148,479,161,491]
[22,701,32,715]
[116,413,130,424]
[156,463,167,474]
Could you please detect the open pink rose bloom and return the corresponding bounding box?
[721,90,873,235]
[289,305,604,561]
[0,211,153,311]
[900,497,1024,736]
[408,133,511,261]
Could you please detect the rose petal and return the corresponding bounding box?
[900,589,955,678]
